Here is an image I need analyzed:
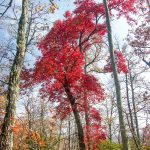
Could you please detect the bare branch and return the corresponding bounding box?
[0,0,13,18]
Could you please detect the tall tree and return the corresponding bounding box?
[22,1,107,149]
[129,66,140,147]
[103,0,130,150]
[0,0,29,149]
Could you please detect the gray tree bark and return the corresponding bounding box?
[103,0,130,149]
[0,0,28,149]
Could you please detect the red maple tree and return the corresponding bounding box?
[22,0,144,149]
[23,1,106,149]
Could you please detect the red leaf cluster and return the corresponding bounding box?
[21,0,143,148]
[23,0,107,120]
[84,107,106,149]
[104,50,128,74]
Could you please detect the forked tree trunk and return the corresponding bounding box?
[0,0,28,149]
[64,79,86,150]
[103,0,130,150]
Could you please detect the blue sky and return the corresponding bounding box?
[47,0,130,43]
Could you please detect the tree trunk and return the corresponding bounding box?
[125,74,135,135]
[84,58,91,150]
[103,0,130,150]
[84,98,91,150]
[0,0,28,149]
[125,74,140,150]
[57,120,62,150]
[106,97,113,150]
[68,115,71,150]
[64,79,85,150]
[129,71,140,147]
[106,97,113,143]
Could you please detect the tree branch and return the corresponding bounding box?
[0,0,13,18]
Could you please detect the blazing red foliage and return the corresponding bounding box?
[104,50,128,74]
[22,1,107,147]
[75,0,141,24]
[21,0,143,149]
[84,107,106,150]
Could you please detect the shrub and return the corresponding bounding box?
[97,140,122,150]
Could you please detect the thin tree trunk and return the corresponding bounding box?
[103,0,130,150]
[64,78,85,150]
[126,113,141,150]
[106,98,113,150]
[25,102,34,150]
[84,57,91,150]
[125,73,141,150]
[84,98,91,150]
[125,74,135,136]
[68,115,71,150]
[129,72,140,147]
[0,0,28,149]
[57,120,62,150]
[106,97,113,142]
[40,99,46,137]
